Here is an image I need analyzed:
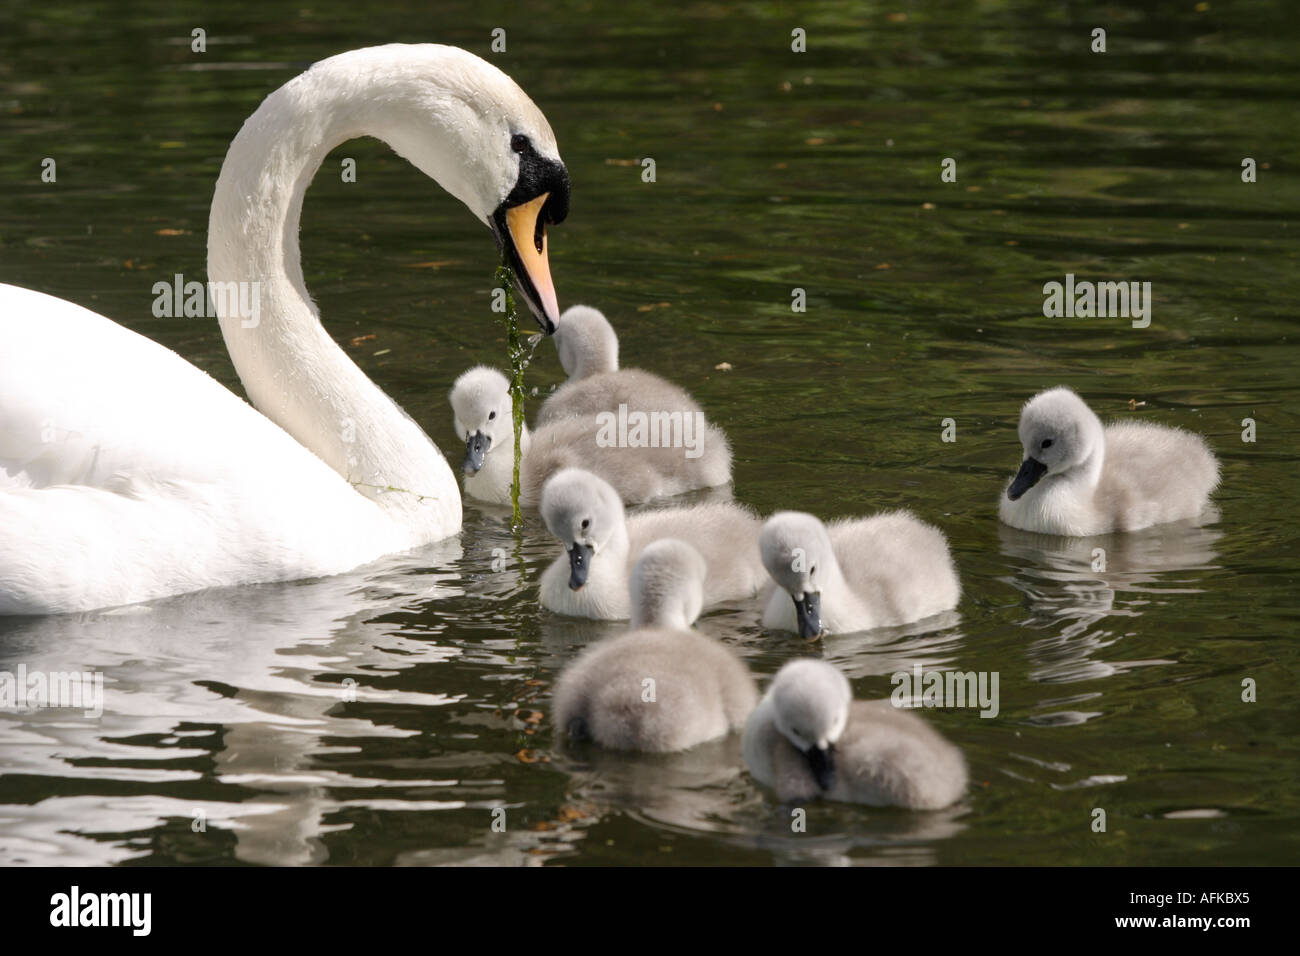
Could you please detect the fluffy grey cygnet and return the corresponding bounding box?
[450,363,730,506]
[743,658,967,809]
[760,510,961,638]
[999,386,1220,536]
[539,468,766,619]
[537,305,725,443]
[552,539,758,752]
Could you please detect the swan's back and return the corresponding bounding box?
[828,511,961,626]
[627,503,767,603]
[553,628,757,752]
[1097,421,1220,530]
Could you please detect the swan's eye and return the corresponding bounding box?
[581,518,590,530]
[511,133,529,154]
[1041,439,1054,449]
[488,411,496,421]
[809,564,816,576]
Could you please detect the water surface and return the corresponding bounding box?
[1,0,1297,865]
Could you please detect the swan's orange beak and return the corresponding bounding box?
[505,193,560,333]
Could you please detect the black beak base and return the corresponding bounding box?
[568,543,593,591]
[463,431,489,475]
[794,591,823,640]
[805,744,836,792]
[1007,456,1048,501]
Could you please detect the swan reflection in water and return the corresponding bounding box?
[0,538,466,866]
[997,510,1223,723]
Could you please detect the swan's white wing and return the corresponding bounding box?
[0,284,282,488]
[0,284,398,614]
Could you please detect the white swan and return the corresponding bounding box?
[0,44,570,615]
[998,387,1220,536]
[450,365,731,506]
[538,468,766,619]
[743,658,967,809]
[552,539,758,752]
[759,510,961,638]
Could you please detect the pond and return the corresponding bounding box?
[0,0,1296,865]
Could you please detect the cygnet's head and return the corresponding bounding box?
[540,468,626,591]
[629,538,707,631]
[449,366,513,475]
[1007,387,1105,500]
[766,658,852,791]
[760,512,835,639]
[553,305,619,379]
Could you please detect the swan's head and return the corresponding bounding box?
[629,539,707,630]
[766,658,852,791]
[760,512,834,639]
[553,305,620,379]
[449,366,513,474]
[1007,387,1105,500]
[540,468,626,591]
[333,44,570,332]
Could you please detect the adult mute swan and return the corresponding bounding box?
[998,387,1220,536]
[0,44,569,615]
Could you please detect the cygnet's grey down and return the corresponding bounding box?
[999,386,1220,536]
[450,366,731,507]
[552,539,758,752]
[760,510,961,638]
[743,658,967,809]
[536,305,714,428]
[539,468,767,619]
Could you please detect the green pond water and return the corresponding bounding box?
[0,0,1297,865]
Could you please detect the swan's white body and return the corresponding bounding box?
[552,539,758,752]
[0,44,566,615]
[743,659,967,809]
[998,387,1220,536]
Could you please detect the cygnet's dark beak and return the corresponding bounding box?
[568,542,593,590]
[1007,456,1048,501]
[794,591,823,640]
[463,431,489,475]
[804,743,836,791]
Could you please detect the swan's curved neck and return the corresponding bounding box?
[207,56,462,540]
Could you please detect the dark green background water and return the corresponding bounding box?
[0,0,1296,865]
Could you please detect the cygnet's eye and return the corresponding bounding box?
[1041,438,1054,449]
[488,411,496,421]
[581,518,590,530]
[809,564,817,576]
[511,133,529,154]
